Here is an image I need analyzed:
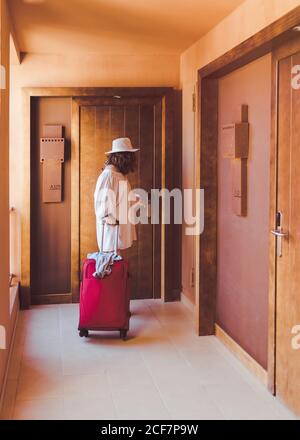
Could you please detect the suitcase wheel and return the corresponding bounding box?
[79,329,89,338]
[120,329,127,340]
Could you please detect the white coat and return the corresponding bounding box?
[94,165,137,251]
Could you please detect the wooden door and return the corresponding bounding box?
[79,100,161,299]
[30,97,72,304]
[275,50,300,415]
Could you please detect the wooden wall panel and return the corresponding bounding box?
[164,91,182,302]
[30,97,71,302]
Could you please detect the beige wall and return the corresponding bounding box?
[180,0,300,304]
[181,82,196,303]
[0,0,14,403]
[13,52,180,89]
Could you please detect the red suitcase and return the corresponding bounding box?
[78,222,130,340]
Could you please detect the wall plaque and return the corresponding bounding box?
[40,127,65,203]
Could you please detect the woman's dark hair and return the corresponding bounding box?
[105,152,137,175]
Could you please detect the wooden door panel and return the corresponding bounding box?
[111,106,125,141]
[80,103,156,299]
[124,106,139,189]
[119,105,139,297]
[96,106,111,158]
[276,56,292,402]
[120,105,154,298]
[138,105,154,299]
[289,52,300,413]
[80,106,107,263]
[276,53,300,414]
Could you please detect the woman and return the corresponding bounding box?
[94,137,139,253]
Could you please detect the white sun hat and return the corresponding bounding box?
[105,137,139,155]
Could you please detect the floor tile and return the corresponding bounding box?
[63,395,116,420]
[112,386,170,420]
[20,354,62,377]
[205,383,294,420]
[13,398,64,420]
[63,373,111,398]
[16,374,64,401]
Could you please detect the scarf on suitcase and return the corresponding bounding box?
[87,252,123,279]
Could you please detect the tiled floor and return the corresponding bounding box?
[0,300,296,420]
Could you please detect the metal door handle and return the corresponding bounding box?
[271,230,289,238]
[272,212,288,257]
[271,228,288,258]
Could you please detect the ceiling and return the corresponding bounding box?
[10,0,245,55]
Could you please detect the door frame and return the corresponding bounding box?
[196,6,300,393]
[21,87,182,308]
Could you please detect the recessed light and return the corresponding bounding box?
[113,95,121,99]
[293,25,300,32]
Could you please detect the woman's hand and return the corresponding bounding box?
[102,215,118,225]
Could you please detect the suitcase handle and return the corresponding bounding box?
[80,220,120,282]
[101,218,119,253]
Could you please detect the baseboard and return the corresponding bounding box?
[215,324,268,387]
[0,305,19,416]
[31,293,72,305]
[181,292,195,313]
[9,283,19,315]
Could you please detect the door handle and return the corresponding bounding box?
[271,230,289,238]
[271,228,288,258]
[272,212,288,257]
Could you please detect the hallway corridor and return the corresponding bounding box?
[0,300,296,420]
